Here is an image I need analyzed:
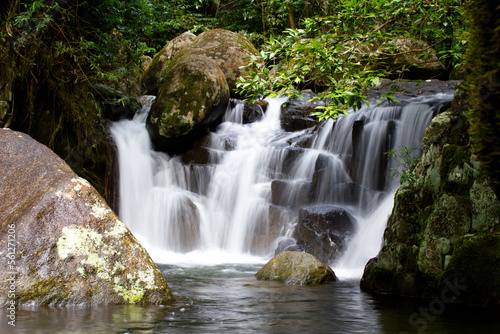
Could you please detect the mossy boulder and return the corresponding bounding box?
[161,29,258,97]
[146,53,230,153]
[361,108,500,307]
[256,251,337,285]
[142,32,197,95]
[373,38,445,80]
[0,129,173,306]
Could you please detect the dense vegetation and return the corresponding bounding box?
[236,0,467,119]
[0,1,467,89]
[0,0,498,197]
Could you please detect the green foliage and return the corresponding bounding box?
[1,0,205,85]
[386,146,419,184]
[236,0,467,120]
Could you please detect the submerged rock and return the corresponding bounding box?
[0,129,174,306]
[256,251,337,285]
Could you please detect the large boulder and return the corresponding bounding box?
[146,53,230,153]
[377,38,445,80]
[142,32,197,95]
[256,251,337,285]
[360,109,500,307]
[161,29,259,97]
[0,129,174,306]
[292,206,357,264]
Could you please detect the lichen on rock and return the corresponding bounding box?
[0,129,174,307]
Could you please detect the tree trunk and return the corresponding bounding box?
[285,0,296,29]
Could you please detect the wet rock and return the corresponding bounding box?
[280,91,321,132]
[311,154,351,202]
[181,146,211,165]
[365,79,459,103]
[256,251,337,285]
[271,180,311,208]
[0,129,174,306]
[286,128,317,148]
[274,237,298,255]
[164,195,201,252]
[293,206,357,264]
[327,183,386,212]
[351,117,396,191]
[280,147,305,177]
[250,205,288,256]
[242,100,267,124]
[146,54,230,154]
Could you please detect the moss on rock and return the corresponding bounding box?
[146,53,230,153]
[256,251,337,285]
[142,31,197,95]
[361,106,500,307]
[440,234,500,307]
[160,29,259,97]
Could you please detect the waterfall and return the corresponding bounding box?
[110,93,453,272]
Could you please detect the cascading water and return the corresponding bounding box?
[110,93,453,273]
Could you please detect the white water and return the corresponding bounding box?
[111,94,453,275]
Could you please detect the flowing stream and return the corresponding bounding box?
[5,92,500,334]
[110,94,451,274]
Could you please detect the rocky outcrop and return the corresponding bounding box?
[364,79,459,102]
[93,84,141,121]
[168,29,259,97]
[0,129,174,306]
[256,251,337,285]
[146,54,230,153]
[142,32,197,95]
[361,109,500,307]
[291,206,357,264]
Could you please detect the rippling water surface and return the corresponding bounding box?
[3,263,499,334]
